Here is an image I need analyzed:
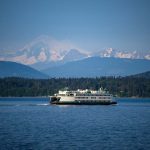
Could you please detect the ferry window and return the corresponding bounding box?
[91,97,96,99]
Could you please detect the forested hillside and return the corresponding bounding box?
[0,77,150,97]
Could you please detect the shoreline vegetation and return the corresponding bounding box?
[0,77,150,97]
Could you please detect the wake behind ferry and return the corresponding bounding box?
[50,88,117,105]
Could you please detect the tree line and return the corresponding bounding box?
[0,77,150,97]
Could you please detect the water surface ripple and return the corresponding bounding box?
[0,98,150,150]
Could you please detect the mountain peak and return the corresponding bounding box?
[62,49,88,62]
[0,36,150,69]
[98,48,150,60]
[0,36,88,65]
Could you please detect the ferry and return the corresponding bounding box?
[50,88,117,105]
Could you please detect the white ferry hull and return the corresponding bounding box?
[50,96,117,105]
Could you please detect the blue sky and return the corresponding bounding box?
[0,0,150,52]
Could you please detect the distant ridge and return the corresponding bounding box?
[0,61,48,79]
[43,57,150,77]
[130,71,150,78]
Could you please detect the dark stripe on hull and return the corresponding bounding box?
[50,101,117,105]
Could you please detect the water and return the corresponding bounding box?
[0,98,150,150]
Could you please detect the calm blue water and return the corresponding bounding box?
[0,97,150,150]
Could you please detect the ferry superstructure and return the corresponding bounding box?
[50,88,117,105]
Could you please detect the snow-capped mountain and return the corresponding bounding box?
[96,48,150,60]
[0,36,150,71]
[0,36,89,66]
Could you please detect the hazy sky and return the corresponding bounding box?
[0,0,150,52]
